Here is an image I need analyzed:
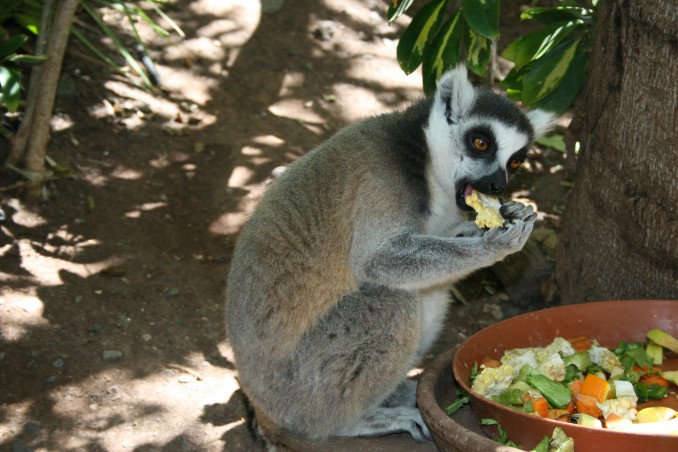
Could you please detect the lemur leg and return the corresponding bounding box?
[381,380,418,408]
[289,283,430,441]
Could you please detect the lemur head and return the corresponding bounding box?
[424,64,556,214]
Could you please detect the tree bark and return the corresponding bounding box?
[555,0,678,303]
[8,0,79,201]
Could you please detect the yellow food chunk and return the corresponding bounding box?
[465,190,504,228]
[636,407,676,423]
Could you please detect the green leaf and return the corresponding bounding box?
[16,13,41,35]
[422,10,463,95]
[0,34,28,60]
[445,390,470,415]
[0,66,22,111]
[536,134,566,152]
[462,0,500,40]
[500,65,529,100]
[387,0,415,22]
[531,49,588,115]
[521,6,595,26]
[148,1,185,38]
[397,0,449,75]
[6,54,48,65]
[132,5,170,38]
[80,1,154,89]
[522,37,580,105]
[465,27,492,76]
[502,19,582,71]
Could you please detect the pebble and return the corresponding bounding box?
[23,421,41,436]
[262,0,284,14]
[52,358,65,369]
[87,323,103,334]
[102,350,123,362]
[164,287,180,297]
[46,376,58,384]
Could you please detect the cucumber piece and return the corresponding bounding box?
[526,374,573,409]
[646,328,678,354]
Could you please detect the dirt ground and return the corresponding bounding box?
[0,1,570,450]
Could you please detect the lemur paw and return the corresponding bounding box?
[483,217,533,253]
[500,201,536,223]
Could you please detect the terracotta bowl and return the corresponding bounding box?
[419,300,678,452]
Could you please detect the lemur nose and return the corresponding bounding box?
[489,183,504,195]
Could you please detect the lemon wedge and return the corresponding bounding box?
[636,406,677,423]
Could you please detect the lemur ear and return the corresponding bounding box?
[436,64,475,125]
[526,109,558,139]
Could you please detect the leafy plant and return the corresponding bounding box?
[73,0,184,89]
[0,31,46,111]
[389,0,598,115]
[0,0,183,104]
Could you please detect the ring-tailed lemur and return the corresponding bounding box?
[226,65,555,442]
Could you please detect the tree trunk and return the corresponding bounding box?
[8,0,79,201]
[556,0,678,303]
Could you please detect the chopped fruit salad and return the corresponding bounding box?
[471,328,678,435]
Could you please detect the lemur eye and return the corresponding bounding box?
[509,159,522,170]
[473,137,489,152]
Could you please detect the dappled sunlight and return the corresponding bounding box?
[0,293,49,341]
[2,231,118,287]
[0,0,438,449]
[268,98,328,127]
[110,165,144,180]
[124,201,168,219]
[2,351,241,450]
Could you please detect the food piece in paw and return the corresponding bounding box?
[465,189,504,229]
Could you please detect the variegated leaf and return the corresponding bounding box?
[465,28,492,76]
[462,0,500,40]
[522,37,580,104]
[387,0,416,23]
[397,0,449,75]
[502,19,582,71]
[422,11,463,95]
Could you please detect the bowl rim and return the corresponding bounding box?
[417,346,523,451]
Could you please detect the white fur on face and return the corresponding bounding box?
[423,66,536,234]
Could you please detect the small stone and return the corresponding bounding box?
[87,324,103,334]
[164,287,180,297]
[142,334,152,341]
[23,421,41,436]
[102,350,123,362]
[52,358,64,369]
[178,375,195,383]
[261,0,284,14]
[0,352,5,361]
[313,21,337,42]
[46,376,58,384]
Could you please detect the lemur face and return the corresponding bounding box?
[424,65,554,215]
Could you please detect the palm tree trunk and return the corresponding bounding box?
[555,0,678,303]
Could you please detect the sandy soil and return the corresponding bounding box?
[0,1,568,450]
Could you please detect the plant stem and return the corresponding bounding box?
[12,0,80,201]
